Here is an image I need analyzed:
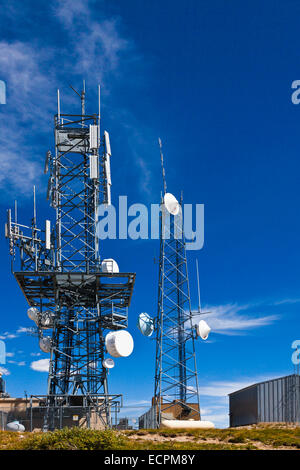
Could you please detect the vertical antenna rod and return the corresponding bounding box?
[196,259,201,313]
[158,138,167,195]
[57,89,61,123]
[81,80,85,121]
[98,84,101,139]
[14,200,17,224]
[33,185,36,226]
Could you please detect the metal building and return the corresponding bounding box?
[0,411,8,431]
[229,374,300,427]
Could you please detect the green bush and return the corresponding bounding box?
[19,427,127,450]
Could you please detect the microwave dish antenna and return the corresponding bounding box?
[196,320,211,341]
[105,330,134,358]
[102,358,115,369]
[163,192,180,216]
[137,312,155,337]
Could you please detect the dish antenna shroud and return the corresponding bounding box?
[163,192,180,216]
[196,320,211,340]
[137,312,155,337]
[102,358,115,369]
[105,330,134,358]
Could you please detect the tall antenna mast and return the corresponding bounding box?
[98,84,101,138]
[158,138,167,195]
[57,89,60,123]
[196,259,201,313]
[152,153,201,428]
[33,185,36,226]
[14,200,17,224]
[5,84,136,432]
[81,80,85,119]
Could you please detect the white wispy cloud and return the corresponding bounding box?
[0,327,35,340]
[0,41,53,195]
[201,405,229,428]
[54,0,130,76]
[0,332,18,340]
[0,1,137,198]
[54,0,89,28]
[0,366,10,376]
[271,298,300,306]
[199,372,286,398]
[7,360,26,366]
[5,352,14,357]
[193,302,279,336]
[17,327,34,334]
[30,358,49,372]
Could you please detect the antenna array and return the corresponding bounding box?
[5,85,135,430]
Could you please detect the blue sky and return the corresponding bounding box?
[0,0,300,428]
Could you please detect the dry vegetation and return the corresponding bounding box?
[0,424,299,450]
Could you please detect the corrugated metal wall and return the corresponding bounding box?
[0,411,7,431]
[229,374,300,427]
[139,406,157,429]
[258,374,300,423]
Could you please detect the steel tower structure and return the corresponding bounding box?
[5,85,135,430]
[153,140,200,427]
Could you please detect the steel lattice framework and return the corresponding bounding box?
[5,86,135,430]
[153,143,200,427]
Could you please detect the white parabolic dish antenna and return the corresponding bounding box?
[101,258,119,274]
[102,358,115,369]
[137,312,154,337]
[39,337,52,353]
[196,320,211,341]
[164,192,180,216]
[7,421,25,432]
[105,330,134,358]
[27,307,39,324]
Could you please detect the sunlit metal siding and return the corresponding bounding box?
[0,411,7,430]
[258,374,300,423]
[139,406,156,429]
[229,374,300,427]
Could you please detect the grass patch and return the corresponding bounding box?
[0,425,299,450]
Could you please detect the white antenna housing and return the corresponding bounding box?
[137,312,154,337]
[7,421,25,432]
[101,258,119,273]
[105,155,111,185]
[89,124,99,150]
[40,311,55,329]
[164,192,180,215]
[89,155,98,179]
[196,320,211,340]
[45,220,51,250]
[27,307,39,324]
[104,130,111,155]
[39,337,52,353]
[105,330,134,358]
[102,358,115,369]
[44,151,50,174]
